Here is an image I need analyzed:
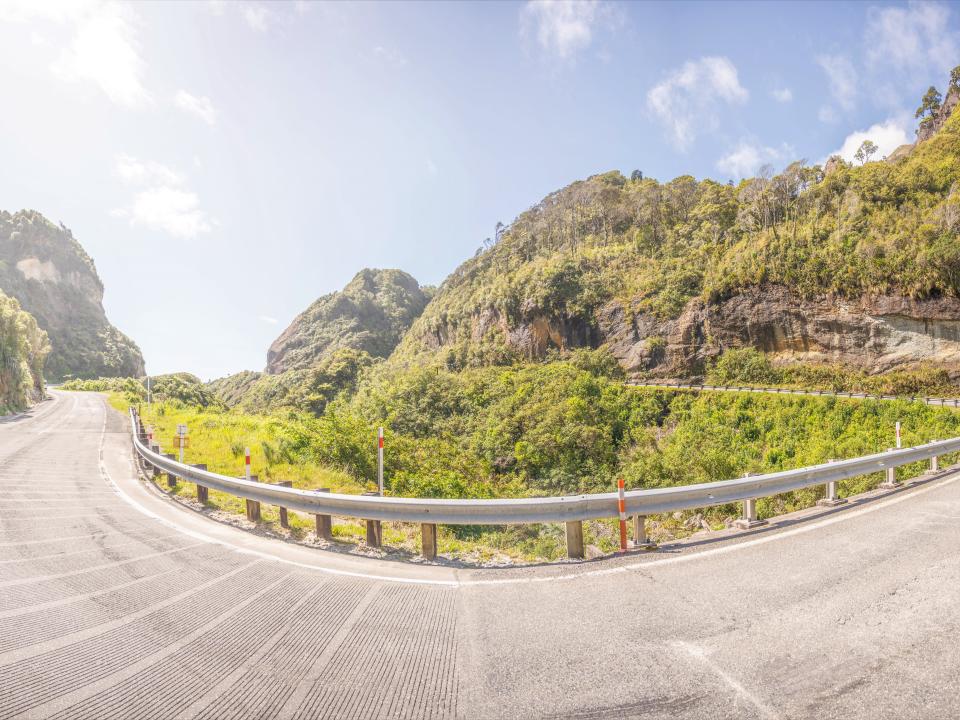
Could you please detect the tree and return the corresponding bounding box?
[630,169,643,181]
[916,86,943,120]
[951,65,960,92]
[854,139,878,165]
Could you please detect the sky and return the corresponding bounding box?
[0,0,957,380]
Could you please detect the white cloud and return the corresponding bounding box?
[831,118,911,163]
[373,45,408,67]
[111,155,213,239]
[115,155,181,186]
[716,141,794,180]
[816,54,857,112]
[175,90,217,126]
[866,1,958,76]
[771,87,793,103]
[818,105,838,124]
[646,56,749,151]
[519,0,618,61]
[242,4,270,32]
[258,315,279,325]
[48,3,151,108]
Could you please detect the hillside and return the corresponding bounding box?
[266,269,430,374]
[0,211,144,381]
[394,79,960,378]
[0,290,49,412]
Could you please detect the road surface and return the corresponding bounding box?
[2,391,960,718]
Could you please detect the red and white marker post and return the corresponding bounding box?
[244,447,251,481]
[377,427,384,495]
[617,478,628,552]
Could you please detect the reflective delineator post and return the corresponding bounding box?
[617,478,628,553]
[244,447,251,482]
[896,421,902,449]
[377,427,384,496]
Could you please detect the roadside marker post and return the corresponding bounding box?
[377,427,384,496]
[617,478,628,552]
[244,447,251,482]
[146,376,151,407]
[896,421,902,449]
[176,424,188,464]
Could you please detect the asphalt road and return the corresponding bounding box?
[2,391,960,718]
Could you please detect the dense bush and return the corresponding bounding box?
[0,292,48,412]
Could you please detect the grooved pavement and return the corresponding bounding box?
[3,391,960,718]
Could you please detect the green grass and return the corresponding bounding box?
[108,389,960,564]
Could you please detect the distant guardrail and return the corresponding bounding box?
[129,390,959,561]
[626,380,960,407]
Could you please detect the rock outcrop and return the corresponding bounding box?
[0,210,144,381]
[267,269,429,374]
[602,286,960,377]
[918,85,960,143]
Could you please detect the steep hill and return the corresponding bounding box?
[0,211,144,381]
[395,79,960,378]
[266,268,429,374]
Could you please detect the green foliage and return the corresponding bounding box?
[391,75,960,369]
[709,348,781,385]
[209,348,376,415]
[267,269,429,373]
[0,291,48,412]
[64,372,221,409]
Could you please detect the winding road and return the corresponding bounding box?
[2,390,960,718]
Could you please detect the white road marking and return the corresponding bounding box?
[673,641,781,720]
[91,394,960,588]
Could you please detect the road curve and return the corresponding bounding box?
[2,391,960,718]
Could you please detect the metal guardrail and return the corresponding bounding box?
[129,401,959,561]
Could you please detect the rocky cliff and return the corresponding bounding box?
[267,269,429,374]
[394,71,960,377]
[0,210,144,381]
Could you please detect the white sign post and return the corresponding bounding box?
[147,376,151,408]
[176,423,188,463]
[377,427,384,495]
[896,421,902,449]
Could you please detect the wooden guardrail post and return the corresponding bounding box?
[421,523,438,560]
[314,488,332,540]
[163,454,178,488]
[274,481,292,528]
[191,464,208,503]
[242,475,260,521]
[633,515,656,549]
[361,491,382,548]
[150,444,161,479]
[565,520,584,559]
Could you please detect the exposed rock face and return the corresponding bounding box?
[601,286,960,376]
[918,86,960,143]
[0,210,145,381]
[267,269,429,374]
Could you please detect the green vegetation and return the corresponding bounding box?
[391,68,960,369]
[209,348,375,415]
[0,210,144,381]
[266,269,431,374]
[0,290,48,412]
[708,347,958,396]
[63,372,220,408]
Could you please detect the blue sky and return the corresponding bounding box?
[0,0,957,379]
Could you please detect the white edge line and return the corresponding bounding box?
[96,395,960,589]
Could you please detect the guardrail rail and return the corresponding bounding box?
[129,391,960,561]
